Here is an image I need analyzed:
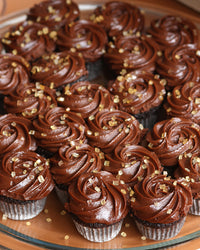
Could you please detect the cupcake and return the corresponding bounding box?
[104,34,158,76]
[56,19,108,80]
[0,53,30,95]
[174,152,200,215]
[146,117,200,172]
[90,1,144,38]
[86,109,146,154]
[31,51,88,90]
[109,71,166,129]
[103,144,163,187]
[0,114,37,159]
[164,81,200,124]
[0,151,54,220]
[65,171,129,242]
[50,142,103,205]
[156,43,200,90]
[131,173,192,240]
[1,20,56,61]
[32,106,86,157]
[147,15,199,51]
[4,82,57,120]
[57,81,117,119]
[27,0,80,30]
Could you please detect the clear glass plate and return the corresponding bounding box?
[0,1,200,249]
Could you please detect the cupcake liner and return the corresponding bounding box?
[190,198,200,216]
[134,217,186,241]
[0,197,47,220]
[73,218,123,242]
[54,185,69,206]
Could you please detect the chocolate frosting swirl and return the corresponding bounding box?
[175,153,200,199]
[2,21,56,61]
[31,51,88,89]
[131,174,192,224]
[4,82,57,120]
[91,1,144,38]
[104,35,158,74]
[156,44,200,90]
[50,142,102,185]
[56,19,108,62]
[0,114,37,158]
[32,106,86,153]
[104,144,163,187]
[28,0,80,30]
[86,109,145,153]
[109,71,166,114]
[57,81,117,119]
[0,54,30,95]
[164,81,200,123]
[0,151,54,201]
[146,117,200,167]
[65,171,129,224]
[148,15,199,51]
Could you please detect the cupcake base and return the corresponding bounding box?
[54,184,69,206]
[134,216,186,240]
[0,196,47,220]
[72,216,123,242]
[190,198,200,216]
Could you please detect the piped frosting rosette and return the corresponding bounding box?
[104,144,163,187]
[86,109,145,153]
[146,117,200,167]
[131,174,192,224]
[32,106,86,153]
[0,54,30,95]
[50,142,103,185]
[156,43,200,90]
[0,114,37,158]
[91,1,144,38]
[65,171,129,224]
[0,151,54,201]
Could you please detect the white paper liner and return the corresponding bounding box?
[73,218,123,242]
[190,198,200,216]
[0,197,47,220]
[134,217,186,241]
[54,186,68,206]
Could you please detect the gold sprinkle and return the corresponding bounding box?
[167,209,172,214]
[101,199,106,205]
[26,221,31,226]
[95,186,101,192]
[41,133,47,137]
[44,209,48,214]
[11,172,16,177]
[104,160,110,167]
[38,175,45,183]
[131,197,136,203]
[121,232,127,237]
[121,189,127,194]
[46,218,52,223]
[64,235,70,240]
[60,210,66,215]
[2,214,7,220]
[141,236,147,240]
[125,223,130,228]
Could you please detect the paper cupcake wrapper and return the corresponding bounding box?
[0,197,47,220]
[73,218,123,242]
[134,217,186,241]
[190,198,200,216]
[54,185,69,206]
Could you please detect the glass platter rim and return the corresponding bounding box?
[0,2,200,249]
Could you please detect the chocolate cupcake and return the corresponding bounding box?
[164,81,200,123]
[56,19,108,80]
[0,151,54,220]
[4,82,57,120]
[103,144,163,187]
[31,51,88,90]
[0,54,30,95]
[147,15,199,51]
[90,1,144,38]
[86,109,146,154]
[109,71,166,128]
[57,81,117,119]
[50,142,103,205]
[174,153,200,215]
[1,20,56,61]
[65,171,129,242]
[104,34,158,76]
[131,174,192,240]
[156,43,200,90]
[0,114,37,159]
[28,0,80,30]
[32,106,86,157]
[146,117,200,171]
